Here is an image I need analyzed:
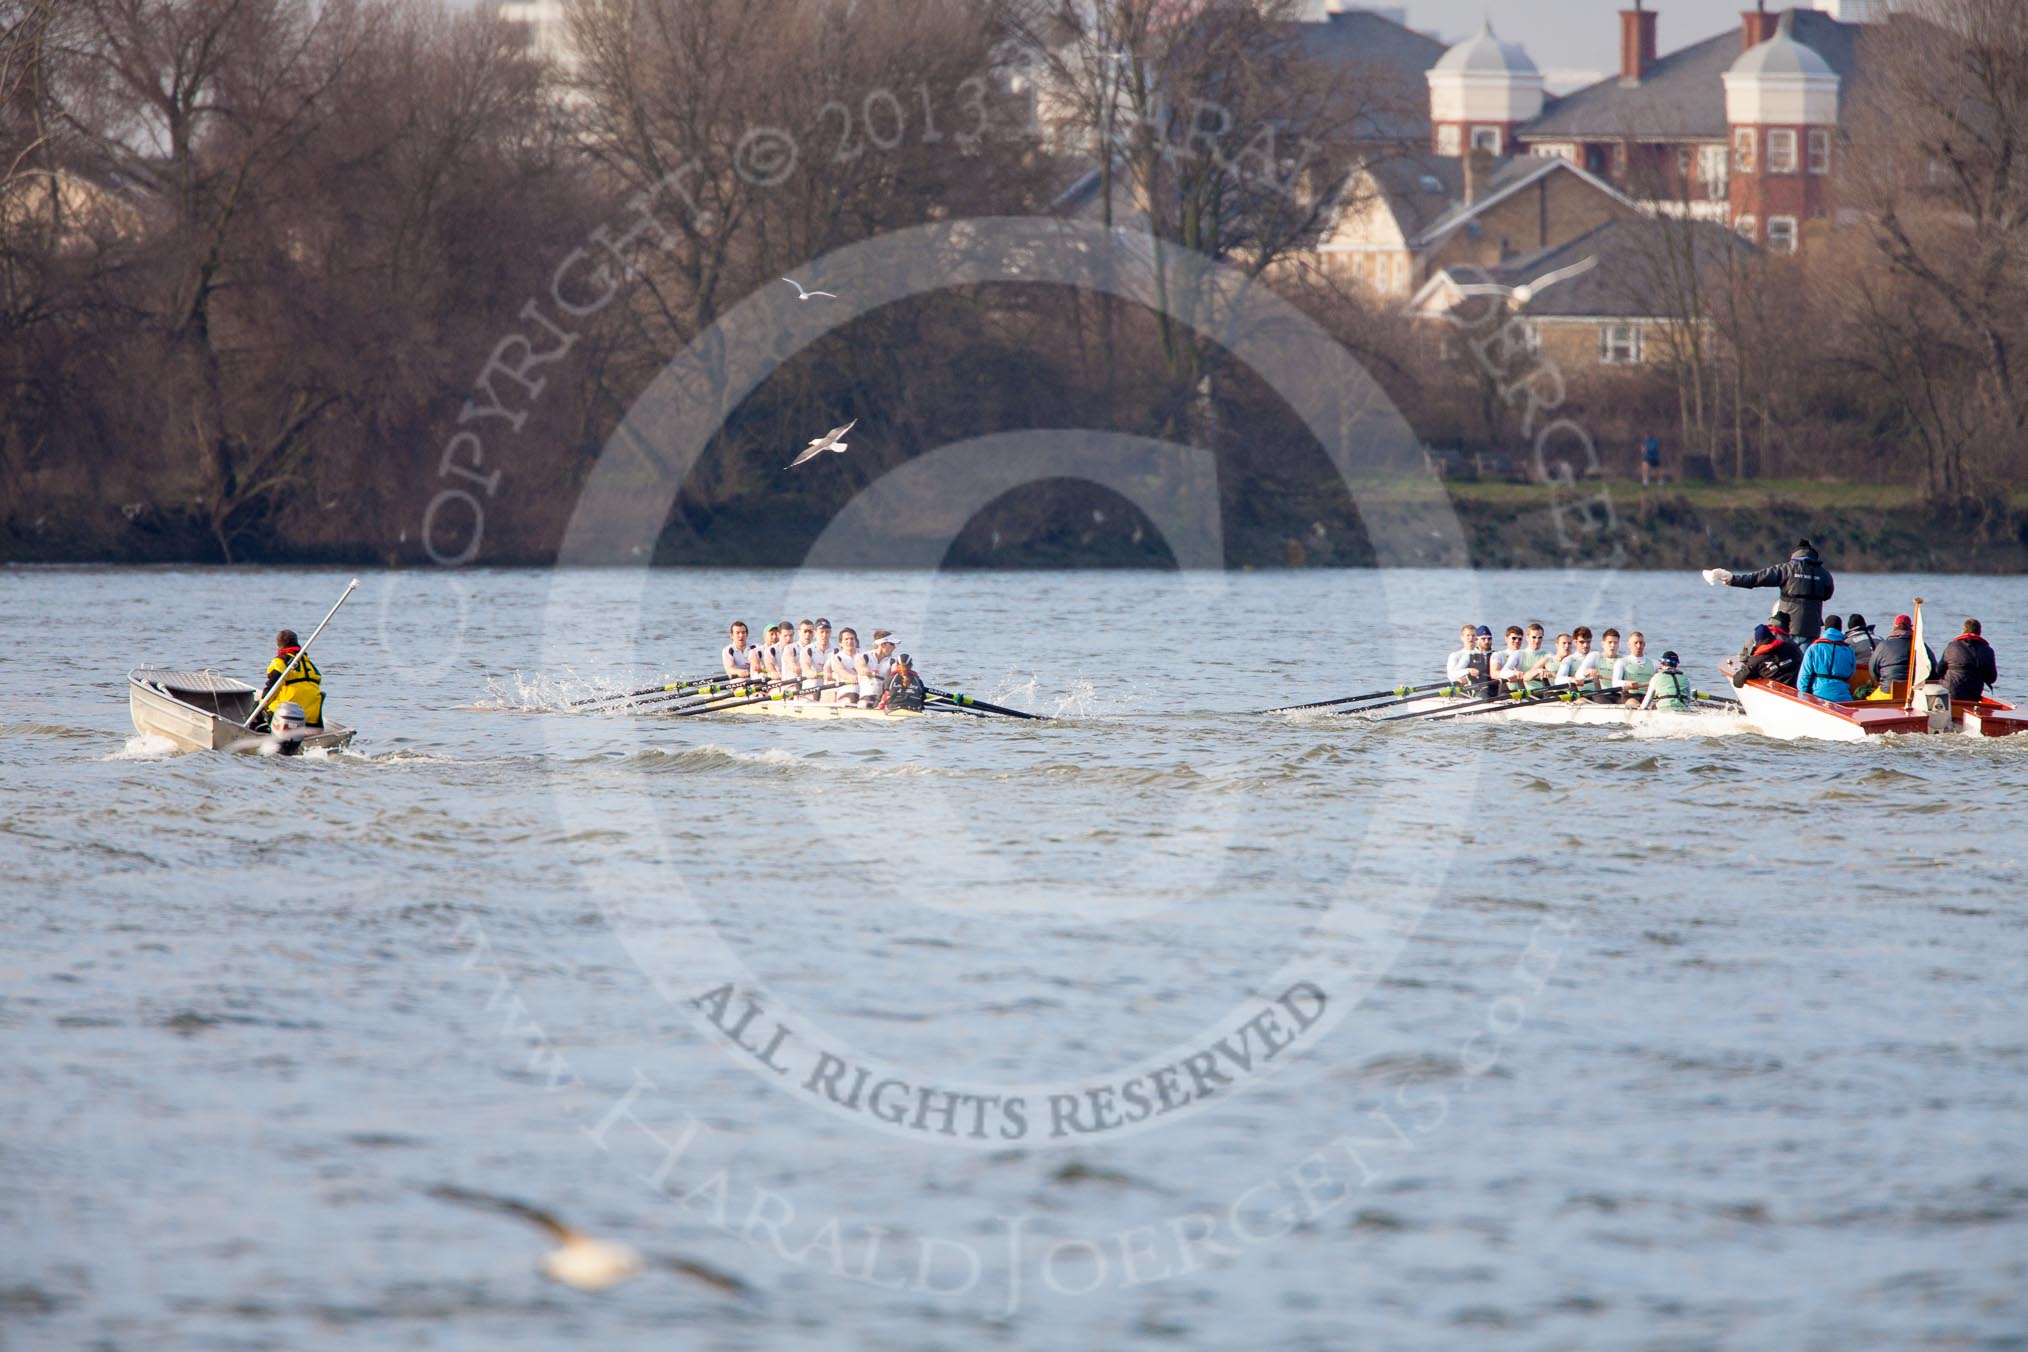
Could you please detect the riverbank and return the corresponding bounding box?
[7,479,2026,571]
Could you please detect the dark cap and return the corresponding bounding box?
[1660,651,1680,665]
[1475,625,1492,638]
[1753,625,1772,645]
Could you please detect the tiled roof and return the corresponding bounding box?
[1284,10,1448,143]
[1520,10,1863,142]
[1435,217,1756,319]
[1350,152,1635,250]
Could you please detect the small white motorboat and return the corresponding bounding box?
[127,668,357,754]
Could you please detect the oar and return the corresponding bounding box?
[923,687,1041,719]
[1419,690,1575,723]
[1377,685,1534,722]
[638,678,786,715]
[1259,679,1452,715]
[663,681,847,717]
[623,677,769,711]
[1338,684,1468,715]
[1693,690,1743,708]
[244,578,358,729]
[566,674,728,709]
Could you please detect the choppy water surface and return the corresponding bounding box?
[3,565,2025,1349]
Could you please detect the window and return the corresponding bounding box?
[1613,142,1628,175]
[1599,323,1642,365]
[1767,216,1798,253]
[1700,144,1729,199]
[1808,128,1831,174]
[1436,124,1461,155]
[1768,129,1797,174]
[1734,127,1755,173]
[1677,146,1693,181]
[1735,213,1757,241]
[1470,126,1501,153]
[1392,254,1408,292]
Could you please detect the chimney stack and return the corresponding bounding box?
[1463,147,1495,205]
[1620,4,1658,85]
[1741,4,1780,51]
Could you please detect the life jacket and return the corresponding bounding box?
[1807,635,1856,681]
[1787,556,1833,601]
[264,649,324,725]
[1649,671,1689,710]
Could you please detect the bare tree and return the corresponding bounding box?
[1014,0,1378,436]
[59,0,390,558]
[1841,0,2028,499]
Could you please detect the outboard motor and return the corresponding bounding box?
[1919,683,1953,734]
[262,701,309,756]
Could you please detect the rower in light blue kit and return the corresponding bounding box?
[1640,652,1692,711]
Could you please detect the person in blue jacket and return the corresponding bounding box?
[1797,613,1857,702]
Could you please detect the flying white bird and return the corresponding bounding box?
[781,277,837,301]
[426,1185,750,1297]
[1454,254,1599,308]
[788,418,856,468]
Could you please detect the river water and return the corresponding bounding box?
[3,564,2025,1349]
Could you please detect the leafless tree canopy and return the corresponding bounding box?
[2,0,2025,564]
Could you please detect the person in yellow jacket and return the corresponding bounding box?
[260,629,325,728]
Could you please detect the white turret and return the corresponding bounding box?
[1723,11,1840,128]
[1427,20,1544,156]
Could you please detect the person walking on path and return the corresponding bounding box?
[1701,539,1835,640]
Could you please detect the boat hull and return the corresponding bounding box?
[1718,659,2024,740]
[1354,688,1715,726]
[709,698,927,720]
[128,669,356,753]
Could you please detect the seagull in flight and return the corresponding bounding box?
[1454,254,1599,308]
[426,1185,751,1297]
[788,417,856,468]
[781,277,837,301]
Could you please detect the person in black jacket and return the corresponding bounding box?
[1732,623,1803,688]
[1866,613,1935,695]
[1701,539,1835,640]
[1939,619,1999,703]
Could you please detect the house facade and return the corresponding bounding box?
[1407,217,1756,372]
[1319,152,1642,298]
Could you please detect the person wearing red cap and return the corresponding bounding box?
[1864,614,1935,699]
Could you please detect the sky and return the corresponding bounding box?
[1400,0,1765,87]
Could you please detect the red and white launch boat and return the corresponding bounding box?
[1720,601,2028,741]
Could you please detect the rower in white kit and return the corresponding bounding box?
[860,630,898,704]
[804,619,833,701]
[826,628,864,704]
[721,621,760,682]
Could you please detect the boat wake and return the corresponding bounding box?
[468,669,667,713]
[106,734,183,761]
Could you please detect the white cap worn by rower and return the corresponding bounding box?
[874,634,899,648]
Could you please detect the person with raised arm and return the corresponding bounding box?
[1701,539,1835,640]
